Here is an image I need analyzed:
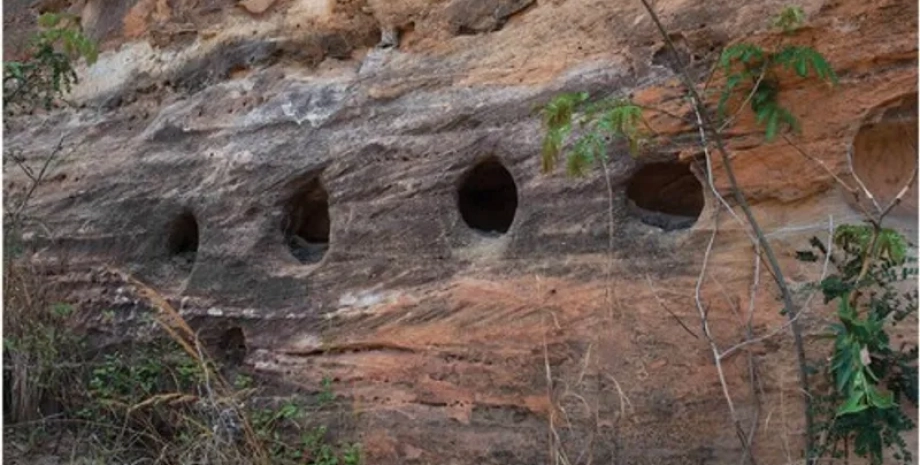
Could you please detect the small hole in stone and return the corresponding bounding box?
[626,162,703,231]
[166,210,199,267]
[282,176,330,264]
[219,327,247,366]
[457,157,518,235]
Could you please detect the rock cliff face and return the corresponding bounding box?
[3,0,917,463]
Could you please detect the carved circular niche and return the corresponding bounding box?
[457,157,519,235]
[625,161,704,231]
[849,93,918,222]
[281,176,330,264]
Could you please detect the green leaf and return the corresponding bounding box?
[541,126,569,173]
[836,393,869,416]
[877,228,908,264]
[568,132,604,177]
[720,43,765,72]
[718,73,743,118]
[764,107,779,141]
[854,426,884,463]
[774,46,838,85]
[37,13,63,29]
[866,385,897,409]
[794,58,807,77]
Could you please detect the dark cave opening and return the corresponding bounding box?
[218,327,247,366]
[626,162,703,231]
[457,158,519,235]
[283,177,330,264]
[167,210,200,260]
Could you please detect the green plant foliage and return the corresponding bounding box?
[3,12,98,114]
[717,31,836,141]
[540,92,647,177]
[773,46,838,83]
[251,401,361,465]
[772,5,807,33]
[835,224,909,265]
[540,92,589,173]
[799,229,917,465]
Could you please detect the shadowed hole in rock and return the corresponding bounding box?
[626,162,703,231]
[218,327,247,366]
[457,157,518,235]
[282,177,330,264]
[166,210,199,269]
[850,93,918,223]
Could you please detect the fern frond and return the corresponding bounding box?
[755,102,800,141]
[539,92,588,173]
[717,73,746,118]
[595,100,645,156]
[541,92,589,129]
[720,44,766,72]
[541,126,569,173]
[568,132,605,177]
[774,46,838,85]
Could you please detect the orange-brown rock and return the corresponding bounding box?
[2,0,917,463]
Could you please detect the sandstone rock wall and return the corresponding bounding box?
[3,0,917,463]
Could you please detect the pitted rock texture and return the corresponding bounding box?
[3,0,918,463]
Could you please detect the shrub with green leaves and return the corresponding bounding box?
[799,225,917,464]
[3,12,98,114]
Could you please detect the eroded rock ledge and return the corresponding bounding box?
[3,0,917,463]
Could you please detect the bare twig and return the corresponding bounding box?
[601,159,617,321]
[692,210,756,465]
[637,1,815,459]
[782,137,860,196]
[878,164,918,221]
[11,135,67,222]
[644,274,700,339]
[741,245,763,463]
[721,215,835,361]
[719,67,768,133]
[845,144,881,212]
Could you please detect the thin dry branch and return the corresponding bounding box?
[637,1,815,459]
[644,274,700,339]
[692,211,756,465]
[10,135,66,222]
[720,215,835,361]
[878,164,918,220]
[845,144,882,213]
[719,67,768,133]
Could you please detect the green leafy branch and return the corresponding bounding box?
[715,7,837,141]
[540,92,650,176]
[3,12,98,114]
[717,42,837,141]
[801,224,917,464]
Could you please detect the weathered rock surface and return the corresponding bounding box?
[3,0,917,463]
